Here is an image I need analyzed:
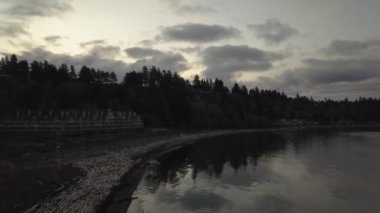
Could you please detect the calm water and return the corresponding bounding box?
[128,128,380,213]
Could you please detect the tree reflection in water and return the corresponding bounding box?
[157,131,289,186]
[128,128,380,213]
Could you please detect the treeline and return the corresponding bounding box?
[1,54,380,128]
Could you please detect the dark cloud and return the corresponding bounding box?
[162,0,216,15]
[44,35,63,45]
[79,39,121,58]
[138,39,154,47]
[306,39,380,96]
[19,46,129,79]
[0,0,73,37]
[248,19,299,44]
[125,47,189,72]
[7,40,34,50]
[255,74,380,100]
[235,40,380,99]
[159,23,240,43]
[201,45,283,81]
[79,40,106,48]
[0,22,28,37]
[1,0,73,20]
[323,39,380,57]
[126,47,162,58]
[308,79,380,99]
[249,38,380,98]
[252,57,380,98]
[174,4,215,15]
[301,58,380,84]
[8,44,187,80]
[173,46,202,54]
[88,45,121,58]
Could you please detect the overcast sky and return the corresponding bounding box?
[1,0,380,99]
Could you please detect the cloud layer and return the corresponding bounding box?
[20,46,129,78]
[323,39,380,57]
[1,0,73,19]
[159,23,240,43]
[14,43,189,80]
[44,35,63,45]
[0,0,73,37]
[0,22,28,37]
[125,47,189,72]
[79,40,106,48]
[248,19,299,44]
[201,45,283,81]
[0,0,377,100]
[252,39,380,98]
[162,0,216,15]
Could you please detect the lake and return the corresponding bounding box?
[127,128,380,213]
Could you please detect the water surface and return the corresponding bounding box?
[128,128,380,213]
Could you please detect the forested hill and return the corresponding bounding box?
[1,54,380,128]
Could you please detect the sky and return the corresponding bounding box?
[0,0,380,99]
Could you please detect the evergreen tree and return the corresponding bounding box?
[1,54,380,128]
[69,65,76,80]
[79,66,94,83]
[192,75,201,89]
[231,83,241,95]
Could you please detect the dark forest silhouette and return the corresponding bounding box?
[1,54,380,128]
